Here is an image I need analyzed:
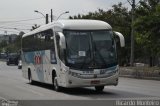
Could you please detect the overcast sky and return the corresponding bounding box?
[0,0,137,34]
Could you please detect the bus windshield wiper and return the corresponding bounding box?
[80,49,91,69]
[93,42,108,68]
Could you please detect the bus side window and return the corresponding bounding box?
[22,34,38,52]
[35,33,41,51]
[40,29,57,64]
[51,49,56,64]
[40,29,54,50]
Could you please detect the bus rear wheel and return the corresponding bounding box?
[95,86,104,92]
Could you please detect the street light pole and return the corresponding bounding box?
[51,9,53,22]
[57,11,69,20]
[34,10,46,18]
[127,0,135,66]
[131,0,135,67]
[34,10,48,24]
[46,14,49,24]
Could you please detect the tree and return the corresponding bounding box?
[0,40,7,48]
[0,40,8,53]
[31,24,40,31]
[14,31,25,51]
[134,0,160,66]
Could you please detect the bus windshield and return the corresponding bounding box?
[64,30,117,69]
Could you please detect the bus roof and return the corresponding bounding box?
[23,19,112,38]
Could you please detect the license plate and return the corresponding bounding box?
[94,69,100,74]
[91,80,100,84]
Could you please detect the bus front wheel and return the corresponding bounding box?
[95,86,104,92]
[28,70,34,84]
[52,71,61,92]
[53,77,61,92]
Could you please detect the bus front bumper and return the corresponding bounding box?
[64,72,119,88]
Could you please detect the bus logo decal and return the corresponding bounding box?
[34,52,41,64]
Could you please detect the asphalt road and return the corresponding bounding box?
[0,61,160,105]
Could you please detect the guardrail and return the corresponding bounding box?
[119,66,160,80]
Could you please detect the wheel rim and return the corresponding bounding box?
[28,73,31,82]
[28,72,32,83]
[54,78,58,90]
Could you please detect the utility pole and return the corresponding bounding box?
[127,0,135,66]
[51,9,53,22]
[46,14,49,24]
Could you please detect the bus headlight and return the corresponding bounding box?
[68,71,81,77]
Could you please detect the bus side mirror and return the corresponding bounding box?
[113,31,125,47]
[58,32,66,49]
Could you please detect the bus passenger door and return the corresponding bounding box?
[55,32,66,85]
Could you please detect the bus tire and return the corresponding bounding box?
[52,71,61,92]
[7,62,10,65]
[95,86,104,92]
[28,69,35,85]
[54,78,61,92]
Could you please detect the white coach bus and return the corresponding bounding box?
[22,19,125,92]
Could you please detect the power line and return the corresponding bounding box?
[0,29,19,33]
[127,0,132,5]
[0,19,42,33]
[122,1,129,5]
[0,27,31,35]
[0,17,44,24]
[0,22,37,26]
[0,25,31,30]
[0,22,41,31]
[0,27,30,30]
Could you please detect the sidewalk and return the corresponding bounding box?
[119,67,160,80]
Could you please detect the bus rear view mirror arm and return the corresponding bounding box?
[113,31,125,47]
[58,32,66,49]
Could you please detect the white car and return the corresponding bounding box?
[18,60,22,69]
